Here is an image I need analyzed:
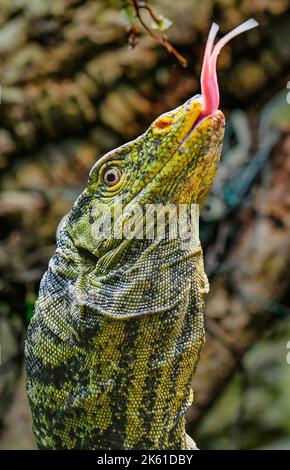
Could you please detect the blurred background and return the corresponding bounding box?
[0,0,290,450]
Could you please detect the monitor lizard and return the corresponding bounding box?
[25,19,258,450]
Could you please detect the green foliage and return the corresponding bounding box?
[121,3,136,28]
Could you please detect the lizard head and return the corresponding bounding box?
[66,20,258,267]
[66,96,224,262]
[85,96,225,206]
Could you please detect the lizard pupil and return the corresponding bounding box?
[103,168,121,186]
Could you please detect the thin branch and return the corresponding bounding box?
[130,0,188,67]
[136,1,160,25]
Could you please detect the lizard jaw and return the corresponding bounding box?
[178,96,224,150]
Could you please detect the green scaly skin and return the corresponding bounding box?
[25,96,225,449]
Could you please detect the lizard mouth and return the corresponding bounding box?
[199,19,258,119]
[179,106,225,150]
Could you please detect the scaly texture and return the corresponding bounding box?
[25,96,224,449]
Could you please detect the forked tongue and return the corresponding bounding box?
[200,19,258,118]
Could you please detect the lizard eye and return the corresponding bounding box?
[103,167,122,187]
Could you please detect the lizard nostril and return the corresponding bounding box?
[155,117,172,129]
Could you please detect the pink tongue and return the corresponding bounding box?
[200,19,258,118]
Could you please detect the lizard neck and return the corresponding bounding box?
[28,215,209,449]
